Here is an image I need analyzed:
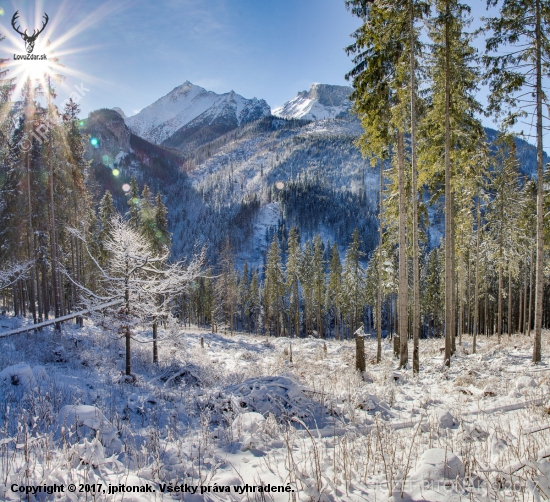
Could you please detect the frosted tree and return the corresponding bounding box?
[341,229,365,338]
[70,214,204,377]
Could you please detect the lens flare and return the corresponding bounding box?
[90,137,98,147]
[112,168,120,177]
[122,183,130,192]
[275,181,284,190]
[0,8,5,16]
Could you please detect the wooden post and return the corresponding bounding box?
[356,334,366,373]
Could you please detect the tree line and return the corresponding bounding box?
[344,0,550,368]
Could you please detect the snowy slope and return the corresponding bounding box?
[1,315,549,502]
[125,81,270,145]
[272,83,352,121]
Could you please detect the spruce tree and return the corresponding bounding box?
[326,242,342,340]
[421,0,484,366]
[313,235,326,338]
[264,236,285,336]
[154,192,171,253]
[484,0,550,362]
[127,176,141,230]
[285,227,301,337]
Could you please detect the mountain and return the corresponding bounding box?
[81,109,185,212]
[112,107,127,119]
[125,81,270,151]
[84,83,548,266]
[272,84,352,121]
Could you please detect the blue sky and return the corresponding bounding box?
[0,0,503,130]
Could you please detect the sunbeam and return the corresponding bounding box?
[0,0,130,108]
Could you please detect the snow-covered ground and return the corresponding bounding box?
[0,315,549,501]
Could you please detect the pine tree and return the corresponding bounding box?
[98,191,116,262]
[346,0,429,368]
[285,227,301,337]
[483,0,550,363]
[127,176,141,229]
[264,236,285,336]
[312,235,326,338]
[326,242,343,340]
[341,229,365,338]
[485,137,526,342]
[154,192,171,253]
[300,241,315,336]
[421,0,484,366]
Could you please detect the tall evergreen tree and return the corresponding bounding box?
[326,242,343,340]
[285,227,301,337]
[264,236,285,336]
[483,0,550,362]
[421,0,484,366]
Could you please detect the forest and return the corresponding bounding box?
[1,1,550,500]
[1,0,550,377]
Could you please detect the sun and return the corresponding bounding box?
[0,2,126,109]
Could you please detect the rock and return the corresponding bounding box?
[516,376,537,390]
[438,409,457,429]
[58,405,118,446]
[53,345,66,362]
[412,448,464,480]
[0,364,36,388]
[362,372,373,383]
[483,384,497,397]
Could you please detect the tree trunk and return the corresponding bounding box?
[521,262,529,335]
[356,334,365,373]
[498,233,503,343]
[377,161,383,364]
[529,246,535,336]
[410,0,420,373]
[398,131,408,368]
[153,321,158,364]
[533,0,544,363]
[508,263,514,337]
[47,78,61,330]
[444,3,452,366]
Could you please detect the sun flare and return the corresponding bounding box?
[0,2,124,109]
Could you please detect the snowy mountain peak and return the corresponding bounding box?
[273,83,352,121]
[125,82,270,145]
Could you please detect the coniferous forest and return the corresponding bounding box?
[1,1,550,499]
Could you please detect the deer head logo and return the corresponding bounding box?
[11,11,49,54]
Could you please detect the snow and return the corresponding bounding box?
[0,363,36,389]
[0,316,549,501]
[411,448,465,480]
[125,81,270,144]
[273,83,352,121]
[57,405,119,447]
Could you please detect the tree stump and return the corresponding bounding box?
[393,335,400,358]
[356,334,366,372]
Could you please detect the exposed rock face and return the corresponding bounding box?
[273,83,352,121]
[84,109,131,154]
[112,107,127,119]
[125,81,270,148]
